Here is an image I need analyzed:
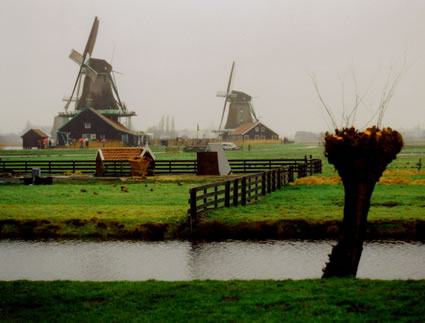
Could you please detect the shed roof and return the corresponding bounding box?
[97,146,155,161]
[21,129,49,138]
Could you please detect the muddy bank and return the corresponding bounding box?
[0,218,424,241]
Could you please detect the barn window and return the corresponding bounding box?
[244,135,249,140]
[84,123,91,129]
[261,127,265,132]
[255,127,259,132]
[254,135,260,140]
[272,135,277,140]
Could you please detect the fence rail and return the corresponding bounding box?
[0,157,321,177]
[188,166,295,219]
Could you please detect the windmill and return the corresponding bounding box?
[216,61,259,136]
[51,16,136,142]
[62,16,134,123]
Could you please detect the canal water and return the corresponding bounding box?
[0,240,424,281]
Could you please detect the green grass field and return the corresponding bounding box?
[1,142,424,239]
[1,279,424,322]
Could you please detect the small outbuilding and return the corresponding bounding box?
[226,122,279,141]
[21,129,49,149]
[95,146,155,176]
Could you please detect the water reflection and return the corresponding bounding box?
[0,239,424,281]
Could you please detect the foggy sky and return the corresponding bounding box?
[1,0,425,138]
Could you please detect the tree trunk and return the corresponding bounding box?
[322,179,375,277]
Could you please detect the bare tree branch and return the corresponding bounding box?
[310,73,338,129]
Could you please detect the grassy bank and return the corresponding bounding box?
[1,279,424,321]
[1,176,424,240]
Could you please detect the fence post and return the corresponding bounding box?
[241,177,247,206]
[277,168,281,189]
[309,155,313,176]
[271,170,276,191]
[233,178,239,206]
[289,166,294,183]
[267,171,272,193]
[225,181,230,207]
[262,172,266,196]
[247,177,251,202]
[190,189,197,220]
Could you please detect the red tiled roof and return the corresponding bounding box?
[98,148,144,161]
[230,122,258,136]
[97,147,155,161]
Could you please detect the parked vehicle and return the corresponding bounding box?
[221,142,240,151]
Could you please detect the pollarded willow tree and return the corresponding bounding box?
[311,64,407,278]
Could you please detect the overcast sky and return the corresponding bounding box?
[1,0,425,137]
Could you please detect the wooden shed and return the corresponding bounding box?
[21,129,49,149]
[95,146,155,176]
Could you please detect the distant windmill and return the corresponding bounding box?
[216,61,259,133]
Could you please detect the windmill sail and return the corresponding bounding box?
[64,17,99,112]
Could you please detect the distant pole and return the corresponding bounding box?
[196,123,200,140]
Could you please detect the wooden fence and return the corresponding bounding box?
[0,160,97,175]
[0,157,321,177]
[188,166,295,219]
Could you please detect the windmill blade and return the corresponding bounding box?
[225,61,235,96]
[69,49,83,65]
[216,90,227,97]
[218,97,228,131]
[70,49,98,81]
[108,72,124,110]
[218,61,235,131]
[249,101,259,121]
[64,17,99,112]
[84,17,99,57]
[75,70,83,108]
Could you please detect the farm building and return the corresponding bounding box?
[225,122,279,141]
[95,147,155,176]
[21,129,49,149]
[57,107,143,146]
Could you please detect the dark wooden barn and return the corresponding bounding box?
[57,107,142,146]
[21,129,49,149]
[226,122,279,141]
